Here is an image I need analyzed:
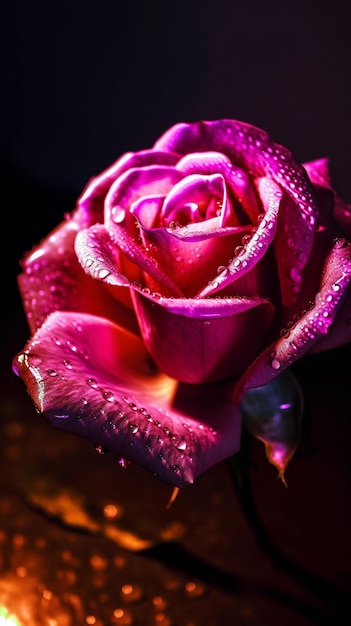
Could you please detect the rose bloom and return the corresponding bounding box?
[13,120,351,488]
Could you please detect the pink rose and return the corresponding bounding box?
[13,120,351,487]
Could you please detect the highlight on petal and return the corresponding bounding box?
[13,312,242,488]
[240,368,304,484]
[233,238,351,402]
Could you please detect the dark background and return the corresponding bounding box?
[2,0,351,323]
[1,2,351,624]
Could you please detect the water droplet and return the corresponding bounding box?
[172,435,187,451]
[290,267,302,282]
[112,208,126,224]
[63,359,73,369]
[216,265,227,275]
[103,391,115,402]
[129,424,139,434]
[98,268,110,280]
[47,369,58,377]
[270,358,281,369]
[87,378,98,388]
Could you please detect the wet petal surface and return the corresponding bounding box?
[233,239,351,401]
[13,312,242,487]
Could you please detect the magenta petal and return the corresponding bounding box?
[132,290,274,383]
[274,193,315,305]
[160,173,229,226]
[75,224,130,286]
[155,120,317,234]
[133,217,246,297]
[75,224,183,297]
[176,151,261,224]
[77,150,178,225]
[13,312,242,487]
[233,238,351,401]
[198,177,282,297]
[303,158,333,188]
[18,217,130,334]
[304,158,351,240]
[308,286,351,352]
[104,165,183,226]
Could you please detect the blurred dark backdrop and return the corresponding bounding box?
[2,0,351,326]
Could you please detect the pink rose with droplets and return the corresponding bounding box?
[13,120,351,487]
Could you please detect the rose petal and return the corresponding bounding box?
[304,158,351,239]
[104,165,183,227]
[176,151,261,224]
[160,173,231,227]
[13,312,242,487]
[132,206,247,297]
[303,157,333,188]
[132,290,274,383]
[197,177,282,297]
[273,193,314,306]
[75,223,183,298]
[307,286,351,352]
[232,238,351,401]
[77,150,178,225]
[18,217,136,334]
[155,119,316,240]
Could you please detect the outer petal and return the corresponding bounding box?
[155,119,317,237]
[307,285,351,352]
[304,158,351,239]
[132,290,274,383]
[12,312,242,488]
[232,238,351,401]
[18,216,136,335]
